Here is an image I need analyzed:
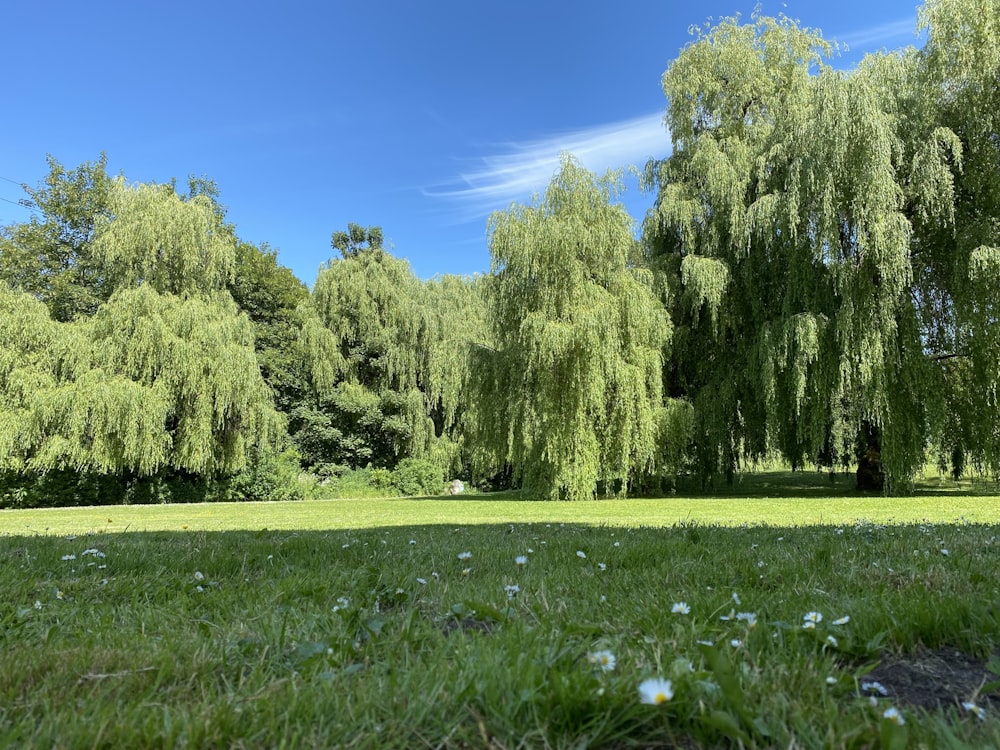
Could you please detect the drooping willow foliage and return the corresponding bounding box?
[478,157,671,500]
[916,0,1000,477]
[305,242,434,468]
[644,1,1000,487]
[93,180,236,296]
[2,1,997,503]
[0,179,282,481]
[0,284,280,476]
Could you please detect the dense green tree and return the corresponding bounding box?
[331,223,384,258]
[0,167,284,500]
[295,231,485,480]
[478,156,671,500]
[0,283,280,476]
[915,0,1000,476]
[92,180,236,296]
[643,3,999,488]
[295,230,434,473]
[422,273,489,477]
[0,154,115,321]
[227,240,310,413]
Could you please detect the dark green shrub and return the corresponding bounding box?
[229,448,305,502]
[369,468,394,490]
[391,458,445,496]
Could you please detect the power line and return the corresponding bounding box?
[0,194,39,215]
[0,176,37,215]
[0,195,28,207]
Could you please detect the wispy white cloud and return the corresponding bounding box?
[833,17,919,51]
[424,112,668,222]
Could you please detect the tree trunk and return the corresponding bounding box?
[856,422,884,491]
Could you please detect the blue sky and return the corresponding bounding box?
[3,0,925,286]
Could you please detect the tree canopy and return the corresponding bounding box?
[0,154,116,321]
[478,157,671,500]
[0,165,283,485]
[643,1,1000,488]
[3,0,998,504]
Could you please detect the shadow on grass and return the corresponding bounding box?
[438,471,1000,501]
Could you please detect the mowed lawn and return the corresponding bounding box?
[2,472,999,536]
[2,472,999,748]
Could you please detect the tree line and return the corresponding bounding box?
[1,0,997,504]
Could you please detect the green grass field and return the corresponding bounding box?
[2,472,999,747]
[3,471,999,537]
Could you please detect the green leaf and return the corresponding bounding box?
[696,642,747,717]
[289,641,329,667]
[880,717,909,750]
[701,710,750,744]
[461,601,510,623]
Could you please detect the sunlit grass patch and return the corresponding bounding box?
[3,470,1000,538]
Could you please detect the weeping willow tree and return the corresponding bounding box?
[296,227,436,472]
[298,228,488,477]
[644,2,1000,489]
[915,0,1000,478]
[478,156,671,500]
[0,285,279,476]
[0,175,282,498]
[92,180,236,296]
[421,273,489,475]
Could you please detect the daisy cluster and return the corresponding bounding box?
[431,541,890,714]
[388,535,918,716]
[32,521,983,742]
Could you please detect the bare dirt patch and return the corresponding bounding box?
[863,647,1000,711]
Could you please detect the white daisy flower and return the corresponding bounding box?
[861,681,889,696]
[882,706,904,725]
[588,650,616,672]
[962,701,985,720]
[638,677,674,705]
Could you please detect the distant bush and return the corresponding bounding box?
[369,468,394,491]
[305,467,396,500]
[0,470,126,508]
[0,469,220,508]
[391,458,445,496]
[0,448,306,508]
[228,448,305,502]
[298,459,450,499]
